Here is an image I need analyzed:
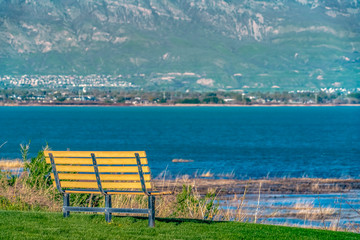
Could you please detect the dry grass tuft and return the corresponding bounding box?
[0,160,24,170]
[0,172,60,211]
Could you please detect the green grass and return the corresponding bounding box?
[0,211,358,240]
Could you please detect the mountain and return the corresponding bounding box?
[0,0,359,91]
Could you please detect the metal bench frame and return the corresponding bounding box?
[49,152,156,227]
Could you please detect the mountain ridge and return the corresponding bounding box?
[0,0,359,90]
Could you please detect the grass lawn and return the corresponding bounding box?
[0,211,358,240]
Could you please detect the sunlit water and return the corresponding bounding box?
[1,106,359,179]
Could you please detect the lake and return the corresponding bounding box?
[1,106,359,179]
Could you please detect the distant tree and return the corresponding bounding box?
[57,97,66,102]
[203,96,223,104]
[349,93,360,99]
[235,94,251,104]
[179,98,201,104]
[117,97,125,103]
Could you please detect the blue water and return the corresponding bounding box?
[1,106,359,179]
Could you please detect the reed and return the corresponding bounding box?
[293,202,336,220]
[199,170,214,178]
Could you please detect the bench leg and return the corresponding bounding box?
[148,196,155,227]
[105,195,112,223]
[63,194,70,218]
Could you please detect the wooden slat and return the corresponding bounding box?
[147,191,173,196]
[59,181,152,189]
[51,173,151,181]
[55,165,150,173]
[44,151,146,158]
[98,158,148,165]
[64,190,172,195]
[64,190,144,195]
[108,191,172,195]
[45,157,148,165]
[55,165,95,172]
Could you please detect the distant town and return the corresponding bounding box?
[1,75,359,106]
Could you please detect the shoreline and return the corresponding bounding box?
[154,177,360,196]
[2,163,359,195]
[1,103,360,107]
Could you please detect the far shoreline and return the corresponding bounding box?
[1,103,360,107]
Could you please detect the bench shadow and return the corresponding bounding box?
[112,215,217,225]
[157,217,217,225]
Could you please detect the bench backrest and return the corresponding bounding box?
[44,151,153,194]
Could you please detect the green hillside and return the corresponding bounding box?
[0,0,359,91]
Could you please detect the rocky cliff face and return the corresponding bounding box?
[0,0,359,90]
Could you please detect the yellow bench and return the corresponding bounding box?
[45,151,172,227]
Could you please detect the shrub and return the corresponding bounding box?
[22,144,52,189]
[172,185,219,220]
